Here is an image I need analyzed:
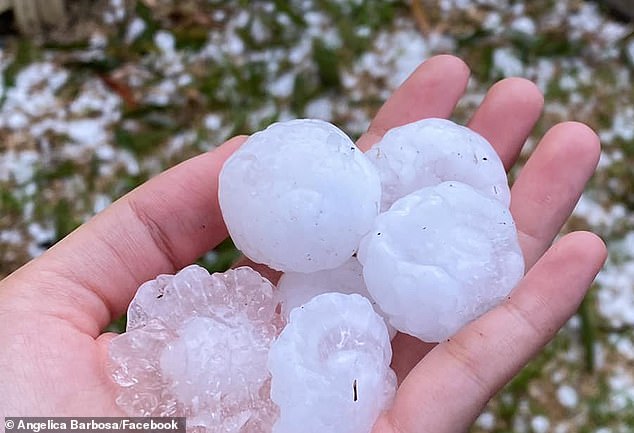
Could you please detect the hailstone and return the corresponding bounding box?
[268,293,396,433]
[109,265,283,433]
[366,117,510,211]
[357,181,524,342]
[276,257,396,338]
[110,117,527,432]
[219,119,381,273]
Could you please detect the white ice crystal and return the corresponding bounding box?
[276,257,396,338]
[365,118,510,211]
[268,293,396,433]
[111,117,528,431]
[358,182,524,342]
[218,119,381,273]
[109,265,282,433]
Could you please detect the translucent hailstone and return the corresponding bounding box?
[366,118,510,211]
[357,182,524,342]
[268,293,396,433]
[109,265,283,433]
[218,119,381,273]
[276,257,396,338]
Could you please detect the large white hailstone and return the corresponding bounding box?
[276,257,396,338]
[109,265,283,433]
[219,119,381,273]
[357,182,524,342]
[268,293,397,433]
[366,117,510,211]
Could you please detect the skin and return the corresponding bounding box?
[0,55,607,432]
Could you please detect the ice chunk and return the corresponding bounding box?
[109,265,282,433]
[268,293,396,433]
[277,257,396,338]
[366,118,510,211]
[219,119,381,273]
[357,182,524,342]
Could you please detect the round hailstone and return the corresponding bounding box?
[218,119,381,273]
[268,293,396,433]
[357,181,524,342]
[109,265,283,433]
[276,257,396,338]
[365,117,510,211]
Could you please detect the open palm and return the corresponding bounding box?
[0,55,606,431]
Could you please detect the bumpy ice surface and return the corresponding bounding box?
[276,257,396,338]
[358,182,524,342]
[109,265,283,433]
[366,118,510,211]
[268,293,396,433]
[219,119,381,273]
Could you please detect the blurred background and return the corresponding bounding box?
[0,0,633,431]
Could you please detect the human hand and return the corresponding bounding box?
[0,55,606,431]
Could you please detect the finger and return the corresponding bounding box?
[356,55,470,151]
[511,122,601,268]
[468,78,544,170]
[1,136,247,336]
[373,231,606,433]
